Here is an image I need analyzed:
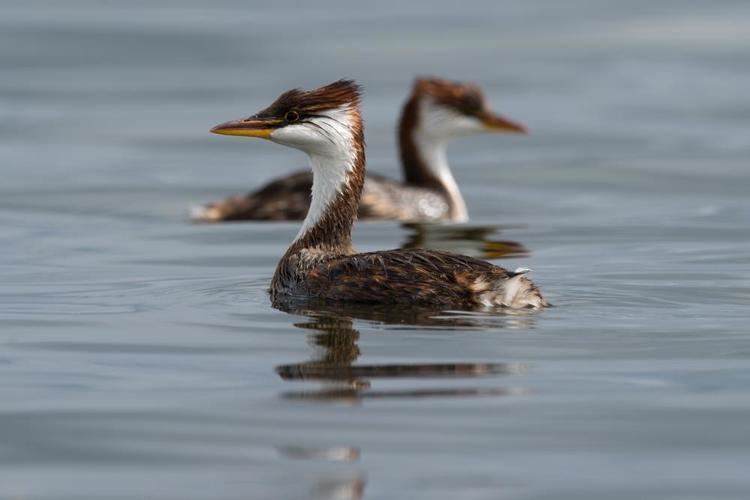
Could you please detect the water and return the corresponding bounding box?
[2,1,750,498]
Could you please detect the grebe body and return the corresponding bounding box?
[210,80,545,309]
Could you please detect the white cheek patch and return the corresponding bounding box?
[308,107,357,157]
[270,107,356,158]
[270,123,320,150]
[419,100,484,139]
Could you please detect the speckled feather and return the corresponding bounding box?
[272,248,545,309]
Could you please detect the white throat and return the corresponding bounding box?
[271,106,358,243]
[412,129,469,223]
[294,152,356,242]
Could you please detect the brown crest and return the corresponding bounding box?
[412,77,485,115]
[255,79,363,119]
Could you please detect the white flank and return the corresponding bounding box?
[270,106,358,242]
[503,274,526,306]
[189,203,214,221]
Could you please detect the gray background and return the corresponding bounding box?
[1,1,749,499]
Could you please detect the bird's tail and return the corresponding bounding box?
[501,268,547,309]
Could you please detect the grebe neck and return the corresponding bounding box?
[399,98,469,222]
[286,114,366,256]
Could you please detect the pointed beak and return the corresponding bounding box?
[210,116,282,139]
[478,111,527,134]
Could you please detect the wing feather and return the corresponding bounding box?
[303,248,511,306]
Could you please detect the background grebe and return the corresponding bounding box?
[211,80,546,309]
[195,78,526,223]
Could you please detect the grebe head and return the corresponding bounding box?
[411,78,526,140]
[211,80,365,251]
[398,78,526,222]
[210,79,362,158]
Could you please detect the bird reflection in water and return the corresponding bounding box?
[400,222,529,259]
[276,445,365,500]
[272,302,535,499]
[273,300,532,403]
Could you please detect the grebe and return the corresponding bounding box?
[210,80,546,309]
[195,78,526,223]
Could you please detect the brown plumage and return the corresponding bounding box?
[210,79,546,310]
[273,248,544,309]
[195,77,526,223]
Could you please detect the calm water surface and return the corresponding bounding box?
[1,1,750,499]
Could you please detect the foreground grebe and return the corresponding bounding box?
[210,80,546,309]
[195,78,526,223]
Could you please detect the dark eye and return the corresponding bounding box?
[284,110,299,122]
